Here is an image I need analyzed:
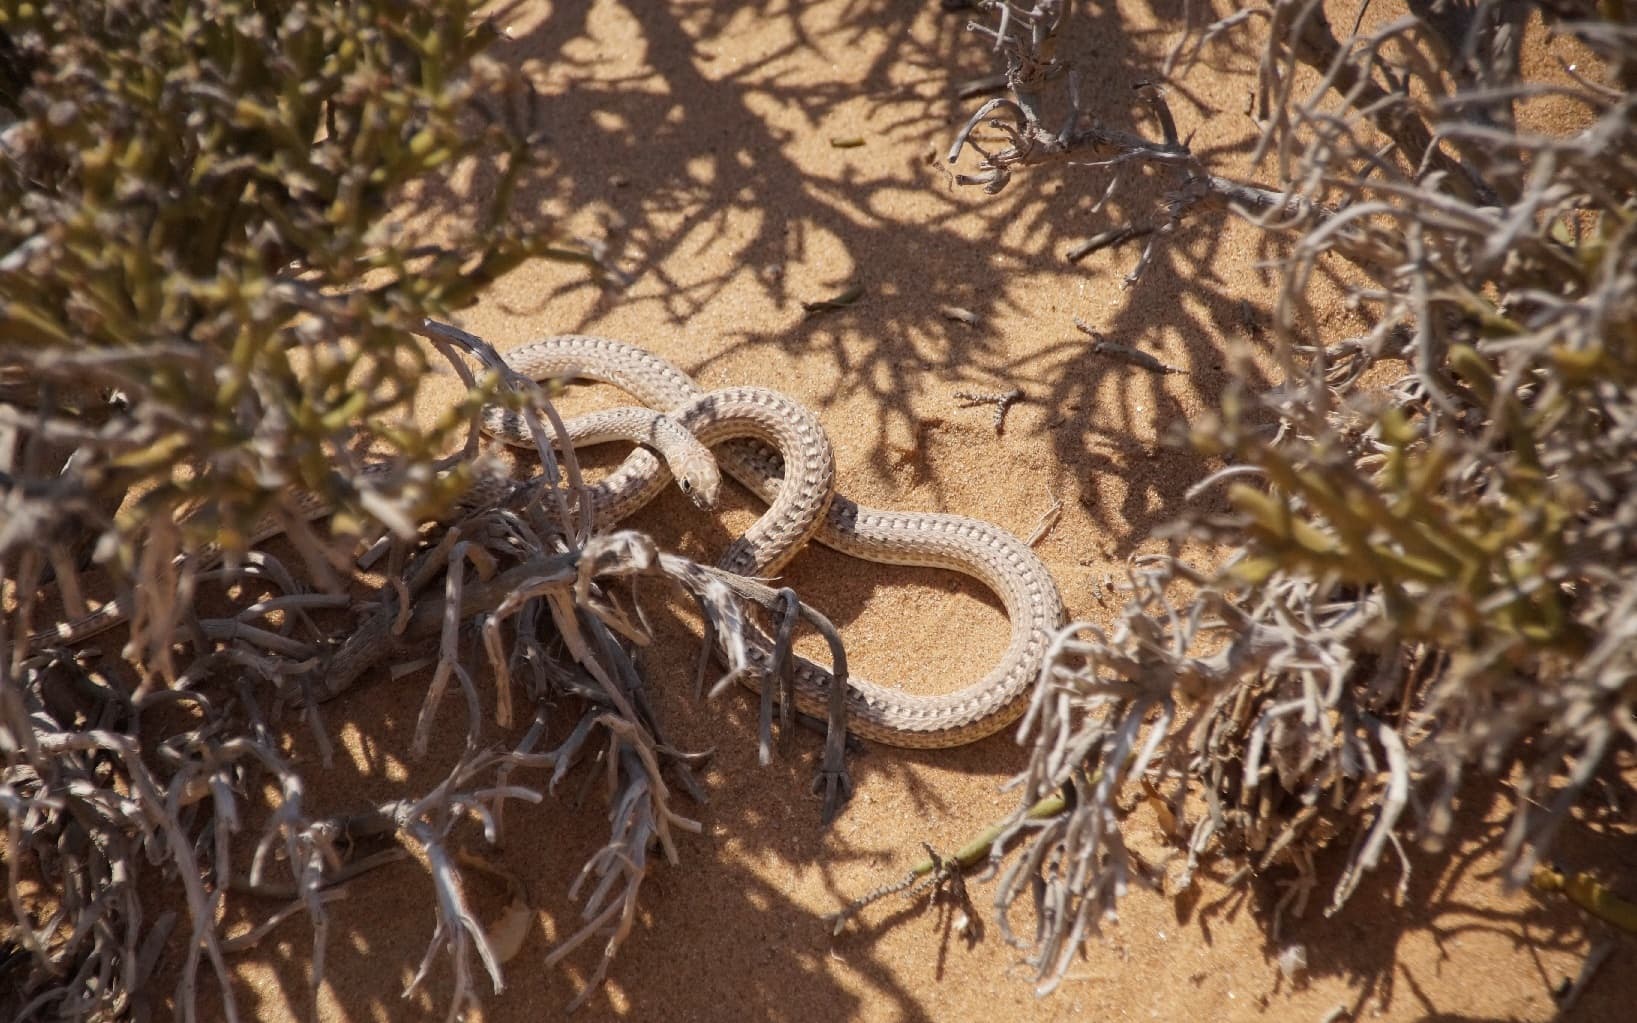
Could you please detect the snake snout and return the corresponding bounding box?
[678,455,722,510]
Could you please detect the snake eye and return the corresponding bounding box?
[679,479,693,493]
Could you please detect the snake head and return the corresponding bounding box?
[675,453,722,510]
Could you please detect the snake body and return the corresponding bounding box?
[564,387,837,579]
[493,335,1067,748]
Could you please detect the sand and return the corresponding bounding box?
[226,3,1629,1020]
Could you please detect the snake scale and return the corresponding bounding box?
[492,335,1066,748]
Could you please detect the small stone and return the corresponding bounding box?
[1277,943,1308,981]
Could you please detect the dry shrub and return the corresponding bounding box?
[946,0,1634,991]
[0,3,810,1018]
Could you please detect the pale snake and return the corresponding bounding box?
[490,335,1067,748]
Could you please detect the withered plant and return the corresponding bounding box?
[943,0,1634,992]
[0,3,835,1018]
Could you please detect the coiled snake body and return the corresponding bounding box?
[494,335,1066,748]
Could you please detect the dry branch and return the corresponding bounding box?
[940,0,1637,993]
[0,4,843,1017]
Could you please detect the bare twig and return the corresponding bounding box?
[954,387,1025,434]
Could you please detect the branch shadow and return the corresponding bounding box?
[1184,767,1637,1023]
[409,0,1288,545]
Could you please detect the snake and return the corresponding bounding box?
[487,335,1067,748]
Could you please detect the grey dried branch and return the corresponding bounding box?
[0,11,818,1008]
[956,5,1637,991]
[1065,225,1154,263]
[949,0,1352,284]
[1073,319,1182,375]
[687,561,855,821]
[954,387,1025,434]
